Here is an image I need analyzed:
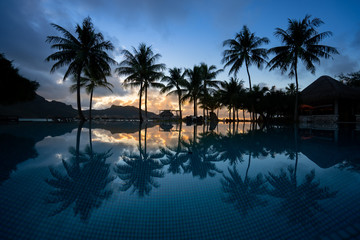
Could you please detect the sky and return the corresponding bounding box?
[1,0,359,116]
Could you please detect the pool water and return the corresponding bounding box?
[1,122,360,239]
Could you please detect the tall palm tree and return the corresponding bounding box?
[268,15,339,122]
[70,67,114,120]
[183,65,203,118]
[161,68,187,120]
[46,17,115,121]
[222,25,269,92]
[116,43,165,122]
[199,63,223,118]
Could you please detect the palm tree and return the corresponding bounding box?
[218,77,244,121]
[70,67,113,120]
[161,68,187,120]
[46,17,115,121]
[222,25,269,92]
[199,63,222,119]
[183,65,203,118]
[268,15,339,122]
[116,43,165,122]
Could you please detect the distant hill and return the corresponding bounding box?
[0,94,158,119]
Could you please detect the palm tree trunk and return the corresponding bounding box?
[178,95,182,120]
[89,120,93,157]
[76,121,84,161]
[76,70,85,122]
[194,97,197,118]
[139,83,143,123]
[246,62,255,122]
[233,106,236,122]
[89,88,93,121]
[246,63,252,91]
[145,85,148,120]
[294,63,299,123]
[236,109,239,122]
[243,108,245,121]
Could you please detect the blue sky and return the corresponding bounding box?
[0,0,359,115]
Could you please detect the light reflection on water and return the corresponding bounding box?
[0,122,360,239]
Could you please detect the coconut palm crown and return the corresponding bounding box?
[46,17,115,121]
[268,15,339,121]
[116,43,165,122]
[222,25,269,91]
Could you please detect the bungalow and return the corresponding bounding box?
[300,75,360,123]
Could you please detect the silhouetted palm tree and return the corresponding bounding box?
[161,68,187,119]
[116,43,165,122]
[70,67,113,120]
[183,65,203,117]
[199,63,222,118]
[268,15,338,121]
[114,125,164,197]
[222,25,269,91]
[221,167,267,215]
[46,17,115,121]
[218,77,244,121]
[266,167,337,226]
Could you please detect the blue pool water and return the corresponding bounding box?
[1,122,360,239]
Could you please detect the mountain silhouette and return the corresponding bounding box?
[0,94,158,119]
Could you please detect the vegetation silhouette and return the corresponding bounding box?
[114,124,165,197]
[222,25,269,121]
[46,17,115,121]
[70,66,114,120]
[0,53,39,105]
[116,43,166,122]
[45,123,115,222]
[161,68,188,120]
[183,65,203,118]
[268,15,339,122]
[198,63,223,119]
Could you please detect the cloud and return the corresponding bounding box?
[323,54,359,76]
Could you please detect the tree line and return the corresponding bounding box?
[45,15,339,123]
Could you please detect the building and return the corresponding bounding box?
[300,75,360,123]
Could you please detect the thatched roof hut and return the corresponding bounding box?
[301,75,360,105]
[300,75,360,122]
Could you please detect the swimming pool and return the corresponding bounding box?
[1,122,360,239]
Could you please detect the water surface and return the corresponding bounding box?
[1,122,360,239]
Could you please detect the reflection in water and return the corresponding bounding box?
[45,123,115,221]
[181,126,222,179]
[114,124,165,197]
[0,133,38,184]
[221,167,267,215]
[266,167,337,226]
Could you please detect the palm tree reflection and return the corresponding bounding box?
[266,166,337,226]
[45,123,114,222]
[114,124,164,197]
[221,167,267,215]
